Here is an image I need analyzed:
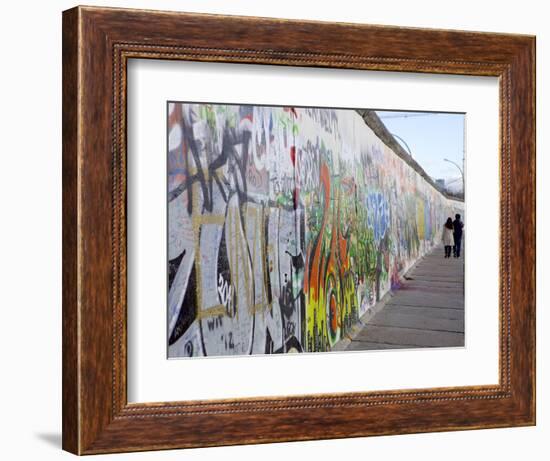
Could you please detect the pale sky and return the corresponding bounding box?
[375,110,465,191]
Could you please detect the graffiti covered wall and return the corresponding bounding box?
[167,103,464,357]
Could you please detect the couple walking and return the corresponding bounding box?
[443,214,464,258]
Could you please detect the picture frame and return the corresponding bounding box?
[62,5,535,455]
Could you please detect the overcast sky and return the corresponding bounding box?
[375,110,465,190]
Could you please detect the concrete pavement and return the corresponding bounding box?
[344,244,464,351]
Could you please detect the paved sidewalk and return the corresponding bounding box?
[345,244,464,351]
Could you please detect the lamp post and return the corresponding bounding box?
[391,133,413,158]
[443,158,464,195]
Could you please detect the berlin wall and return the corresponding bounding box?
[167,103,464,358]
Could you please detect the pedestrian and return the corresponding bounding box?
[442,217,454,258]
[453,213,464,258]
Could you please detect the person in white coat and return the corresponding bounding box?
[442,217,454,258]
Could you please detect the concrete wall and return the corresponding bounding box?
[167,103,464,357]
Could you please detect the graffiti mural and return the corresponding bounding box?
[167,103,463,358]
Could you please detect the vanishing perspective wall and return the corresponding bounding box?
[167,103,464,357]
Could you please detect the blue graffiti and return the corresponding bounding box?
[424,200,432,240]
[367,192,390,242]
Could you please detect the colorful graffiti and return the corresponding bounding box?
[167,103,463,357]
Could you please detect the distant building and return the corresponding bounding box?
[445,177,464,195]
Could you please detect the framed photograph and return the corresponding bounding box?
[62,5,535,455]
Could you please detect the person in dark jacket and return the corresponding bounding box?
[452,214,464,258]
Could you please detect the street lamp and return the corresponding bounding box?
[391,133,413,158]
[443,158,464,195]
